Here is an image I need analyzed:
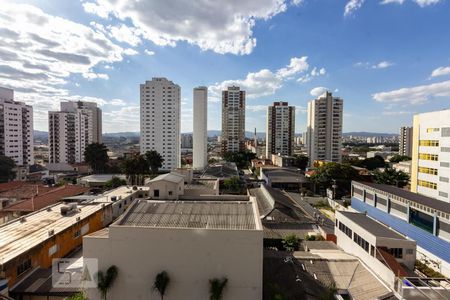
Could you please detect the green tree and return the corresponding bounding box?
[373,167,410,188]
[320,283,337,300]
[359,155,386,170]
[97,265,118,300]
[282,234,300,252]
[222,151,256,169]
[84,143,109,174]
[105,177,127,189]
[0,155,16,183]
[153,271,170,300]
[389,154,411,163]
[68,292,88,300]
[222,176,242,193]
[310,162,359,196]
[209,277,228,300]
[121,154,149,185]
[145,150,164,174]
[292,154,309,171]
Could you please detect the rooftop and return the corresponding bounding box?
[353,181,450,214]
[201,162,239,179]
[116,199,259,230]
[338,211,407,240]
[0,202,105,264]
[78,174,126,183]
[262,168,308,183]
[3,185,89,212]
[149,172,184,184]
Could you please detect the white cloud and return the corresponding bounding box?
[82,72,109,80]
[344,0,365,16]
[431,66,450,77]
[372,61,394,69]
[123,48,138,56]
[109,99,127,106]
[373,80,450,104]
[276,56,309,78]
[82,0,288,55]
[297,66,326,83]
[0,2,132,130]
[246,105,268,112]
[144,49,155,56]
[103,106,140,132]
[310,87,328,97]
[414,0,441,7]
[380,0,405,4]
[108,24,142,46]
[354,61,394,69]
[209,56,312,101]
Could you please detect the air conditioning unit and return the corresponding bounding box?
[76,216,81,222]
[48,229,54,236]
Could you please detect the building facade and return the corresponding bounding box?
[399,126,413,157]
[0,87,33,166]
[306,92,343,166]
[410,109,450,203]
[351,181,450,277]
[140,78,181,171]
[221,86,245,153]
[49,101,101,164]
[84,199,263,300]
[193,86,208,170]
[266,102,295,158]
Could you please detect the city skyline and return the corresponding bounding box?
[1,1,450,134]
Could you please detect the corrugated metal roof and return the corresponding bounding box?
[118,200,257,230]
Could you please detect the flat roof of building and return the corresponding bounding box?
[0,202,105,264]
[116,199,258,230]
[338,211,407,240]
[353,181,450,214]
[262,168,308,183]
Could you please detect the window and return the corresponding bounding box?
[406,249,414,255]
[168,191,173,196]
[388,248,403,259]
[418,167,438,175]
[353,233,370,252]
[17,258,32,276]
[419,140,439,147]
[49,244,58,256]
[74,229,81,238]
[338,221,353,239]
[426,128,439,133]
[419,153,439,161]
[418,180,437,190]
[154,189,160,197]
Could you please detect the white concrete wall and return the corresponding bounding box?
[147,180,183,199]
[193,87,208,170]
[84,226,263,300]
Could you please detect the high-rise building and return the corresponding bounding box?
[306,91,343,166]
[0,87,33,166]
[221,86,245,153]
[181,134,193,149]
[399,126,413,157]
[410,109,450,203]
[140,77,180,171]
[193,86,208,170]
[49,101,102,164]
[266,101,295,158]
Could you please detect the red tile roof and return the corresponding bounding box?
[0,183,55,200]
[0,181,25,192]
[3,185,89,212]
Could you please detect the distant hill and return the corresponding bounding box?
[343,132,398,137]
[34,130,48,140]
[103,132,140,138]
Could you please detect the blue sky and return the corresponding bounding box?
[1,0,450,134]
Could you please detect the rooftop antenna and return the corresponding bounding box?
[254,127,257,147]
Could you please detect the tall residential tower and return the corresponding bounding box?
[399,126,413,157]
[410,109,450,203]
[266,102,295,158]
[0,87,33,166]
[306,91,343,166]
[49,101,102,164]
[193,86,208,170]
[140,78,180,171]
[221,86,245,153]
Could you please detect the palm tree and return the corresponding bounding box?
[153,271,170,300]
[97,265,118,300]
[209,277,228,300]
[145,150,164,174]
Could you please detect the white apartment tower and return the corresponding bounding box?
[140,78,181,171]
[399,126,413,157]
[411,109,450,203]
[222,86,245,153]
[306,91,343,166]
[0,87,33,166]
[266,102,295,158]
[193,86,208,170]
[49,101,101,164]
